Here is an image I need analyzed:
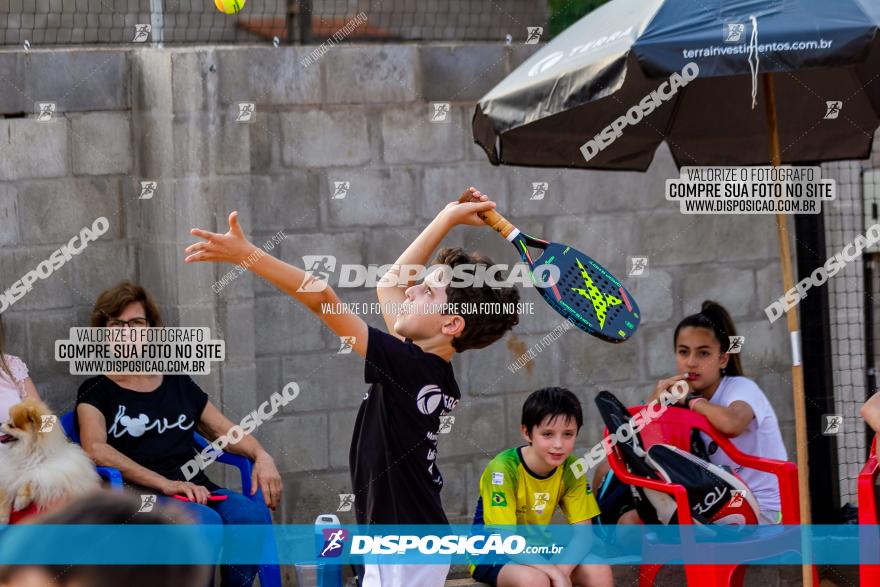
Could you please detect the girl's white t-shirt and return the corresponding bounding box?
[0,354,29,423]
[698,375,788,514]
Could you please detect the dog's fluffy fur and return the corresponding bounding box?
[0,399,100,523]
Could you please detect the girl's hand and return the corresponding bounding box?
[186,211,259,266]
[649,373,691,405]
[439,187,497,227]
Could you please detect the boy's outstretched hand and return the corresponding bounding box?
[439,187,496,227]
[185,211,258,266]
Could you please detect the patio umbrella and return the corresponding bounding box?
[473,0,880,583]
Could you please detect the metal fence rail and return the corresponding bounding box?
[1,0,548,46]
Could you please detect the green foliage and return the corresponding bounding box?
[548,0,613,38]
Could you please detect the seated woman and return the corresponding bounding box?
[593,301,787,526]
[0,314,42,424]
[75,281,283,587]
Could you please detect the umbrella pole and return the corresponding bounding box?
[762,71,814,587]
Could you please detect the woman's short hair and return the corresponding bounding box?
[90,281,163,328]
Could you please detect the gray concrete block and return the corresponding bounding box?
[281,470,355,524]
[756,370,794,425]
[756,261,782,315]
[249,113,278,173]
[255,355,281,405]
[23,50,129,112]
[363,227,421,266]
[420,162,510,219]
[734,318,791,373]
[382,105,466,164]
[69,241,136,307]
[507,43,544,73]
[0,303,28,357]
[328,409,359,469]
[218,302,257,365]
[131,111,174,179]
[544,214,633,278]
[217,47,322,106]
[643,325,676,379]
[251,171,321,232]
[715,215,781,262]
[511,291,573,337]
[638,212,718,266]
[324,46,418,104]
[130,49,172,113]
[70,112,132,176]
[0,117,68,180]
[279,230,365,270]
[464,331,561,395]
[502,390,534,447]
[436,396,506,458]
[438,460,469,518]
[26,309,76,380]
[0,53,25,114]
[215,364,258,423]
[0,184,19,246]
[256,412,329,473]
[280,351,365,413]
[325,168,416,227]
[503,169,578,217]
[169,50,208,115]
[215,115,252,175]
[17,177,121,245]
[627,268,675,325]
[419,44,508,102]
[168,112,253,177]
[137,243,186,306]
[682,267,755,318]
[560,329,641,387]
[254,295,326,355]
[280,108,371,168]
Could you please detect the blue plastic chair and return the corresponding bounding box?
[60,411,282,587]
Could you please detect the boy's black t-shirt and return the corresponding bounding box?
[349,326,461,525]
[75,374,219,491]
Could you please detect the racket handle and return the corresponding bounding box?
[458,190,516,239]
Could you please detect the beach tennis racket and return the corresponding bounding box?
[459,191,640,343]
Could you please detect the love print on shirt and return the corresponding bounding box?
[108,404,195,438]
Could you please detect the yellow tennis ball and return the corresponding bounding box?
[214,0,245,14]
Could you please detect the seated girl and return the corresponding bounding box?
[0,314,42,424]
[593,301,788,525]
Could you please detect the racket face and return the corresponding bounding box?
[513,234,640,343]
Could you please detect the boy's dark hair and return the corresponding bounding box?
[521,387,583,435]
[674,300,743,377]
[434,247,520,351]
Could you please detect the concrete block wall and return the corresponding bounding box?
[0,43,798,538]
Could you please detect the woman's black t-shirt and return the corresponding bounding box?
[75,374,219,491]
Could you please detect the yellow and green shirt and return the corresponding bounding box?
[469,447,600,573]
[473,446,600,527]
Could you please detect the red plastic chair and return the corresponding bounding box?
[858,434,879,584]
[604,404,814,587]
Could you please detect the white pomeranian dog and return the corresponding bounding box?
[0,399,100,523]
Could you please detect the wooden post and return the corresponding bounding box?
[762,71,814,587]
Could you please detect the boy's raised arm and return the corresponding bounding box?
[376,187,496,337]
[185,211,368,357]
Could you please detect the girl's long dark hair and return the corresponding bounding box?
[673,300,743,377]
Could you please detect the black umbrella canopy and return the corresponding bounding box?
[473,0,880,170]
